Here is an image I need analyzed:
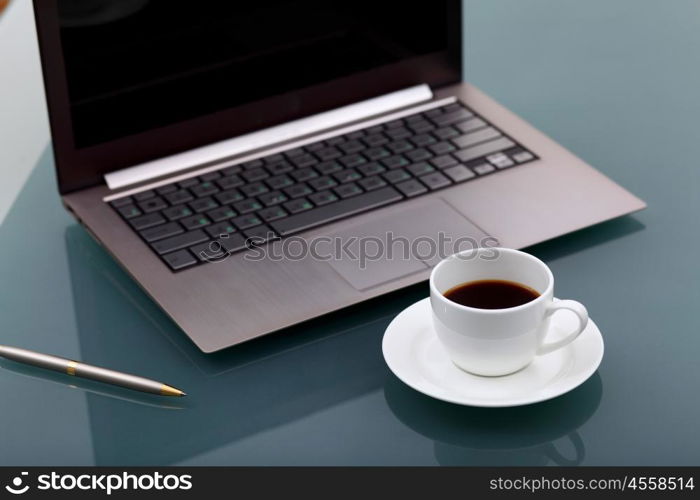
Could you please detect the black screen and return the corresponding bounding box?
[35,0,461,192]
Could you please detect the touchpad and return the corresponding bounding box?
[326,198,492,291]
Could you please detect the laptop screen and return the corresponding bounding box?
[35,0,462,192]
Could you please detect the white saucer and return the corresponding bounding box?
[382,298,604,407]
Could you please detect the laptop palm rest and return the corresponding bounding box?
[326,198,491,291]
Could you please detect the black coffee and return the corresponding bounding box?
[443,279,540,309]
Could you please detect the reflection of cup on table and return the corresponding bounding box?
[430,248,589,376]
[384,373,603,466]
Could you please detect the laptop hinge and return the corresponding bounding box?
[104,84,433,190]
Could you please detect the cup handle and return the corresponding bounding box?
[537,300,589,355]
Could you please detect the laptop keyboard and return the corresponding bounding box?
[109,102,537,271]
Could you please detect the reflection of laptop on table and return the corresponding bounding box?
[34,0,645,352]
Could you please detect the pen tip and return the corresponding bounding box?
[161,384,187,397]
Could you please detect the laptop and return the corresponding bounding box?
[34,0,645,352]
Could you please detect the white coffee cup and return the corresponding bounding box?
[429,248,589,376]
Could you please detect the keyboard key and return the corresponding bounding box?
[258,206,288,222]
[420,172,452,190]
[165,190,194,205]
[487,152,515,169]
[271,187,403,236]
[405,148,432,162]
[430,155,458,169]
[411,133,437,147]
[259,191,289,206]
[216,175,244,190]
[358,175,387,191]
[233,199,263,214]
[455,117,487,133]
[242,168,268,183]
[155,184,177,195]
[444,165,477,183]
[407,162,435,176]
[407,120,433,133]
[215,189,244,205]
[110,196,133,208]
[267,160,295,175]
[189,197,218,213]
[433,126,460,140]
[513,151,535,163]
[117,204,142,219]
[429,141,456,155]
[395,179,428,198]
[363,133,388,147]
[265,153,284,164]
[334,182,363,198]
[221,164,242,176]
[218,233,249,254]
[181,214,211,230]
[333,169,362,184]
[387,140,414,154]
[384,119,404,129]
[130,212,166,230]
[383,169,411,184]
[283,198,314,214]
[133,190,155,201]
[244,225,277,244]
[358,162,385,176]
[346,130,365,140]
[289,154,317,169]
[206,206,237,222]
[338,140,364,154]
[151,230,209,255]
[162,249,198,271]
[267,175,294,190]
[189,241,227,262]
[364,147,391,160]
[242,159,264,169]
[473,162,497,175]
[382,155,410,169]
[305,142,324,151]
[190,181,219,197]
[452,127,501,149]
[442,102,463,112]
[178,178,199,188]
[240,182,269,197]
[232,213,263,230]
[140,222,184,242]
[385,127,411,140]
[284,184,313,199]
[339,154,366,168]
[200,171,222,182]
[431,108,473,127]
[316,160,343,175]
[205,221,237,239]
[309,176,338,190]
[308,190,339,206]
[315,146,342,161]
[161,205,192,221]
[453,137,516,163]
[291,167,318,182]
[138,197,167,213]
[284,147,305,158]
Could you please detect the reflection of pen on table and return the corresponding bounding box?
[0,345,186,397]
[0,358,184,410]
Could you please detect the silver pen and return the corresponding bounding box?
[0,345,186,397]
